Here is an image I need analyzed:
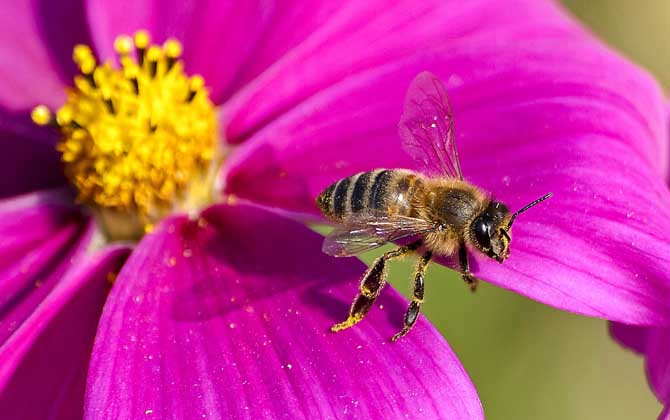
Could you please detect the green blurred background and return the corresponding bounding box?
[365,2,669,419]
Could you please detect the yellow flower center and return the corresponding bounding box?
[32,31,220,241]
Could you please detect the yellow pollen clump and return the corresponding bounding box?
[32,31,218,237]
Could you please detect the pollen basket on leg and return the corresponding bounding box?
[32,31,219,240]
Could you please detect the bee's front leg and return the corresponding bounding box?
[392,251,432,341]
[458,242,478,292]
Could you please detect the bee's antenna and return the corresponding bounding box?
[507,192,553,229]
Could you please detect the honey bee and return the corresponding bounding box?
[317,71,552,341]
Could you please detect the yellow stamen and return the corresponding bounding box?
[72,44,94,65]
[73,44,96,75]
[164,39,182,58]
[113,35,134,56]
[189,75,204,90]
[134,30,150,49]
[31,105,52,126]
[55,106,73,126]
[31,31,219,241]
[148,44,162,58]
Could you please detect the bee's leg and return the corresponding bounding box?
[459,242,478,292]
[392,251,432,342]
[331,240,421,333]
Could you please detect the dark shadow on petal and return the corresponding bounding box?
[222,142,314,211]
[0,107,65,198]
[167,202,422,338]
[299,285,350,323]
[170,204,359,323]
[33,0,94,83]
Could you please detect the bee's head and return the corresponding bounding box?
[471,193,553,263]
[471,201,511,263]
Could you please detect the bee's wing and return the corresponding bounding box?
[398,71,463,180]
[322,212,437,257]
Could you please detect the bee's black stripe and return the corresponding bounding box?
[344,173,361,216]
[317,183,337,216]
[351,171,373,213]
[333,177,351,218]
[369,170,393,210]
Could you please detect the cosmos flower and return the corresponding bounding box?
[1,1,489,419]
[0,2,668,420]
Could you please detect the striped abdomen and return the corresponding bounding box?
[317,169,424,221]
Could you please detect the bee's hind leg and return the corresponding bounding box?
[459,242,478,292]
[332,240,421,333]
[392,251,432,342]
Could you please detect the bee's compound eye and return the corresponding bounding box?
[473,216,492,249]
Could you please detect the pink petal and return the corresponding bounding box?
[85,203,483,419]
[609,322,649,355]
[0,189,93,345]
[86,0,275,104]
[647,328,670,404]
[224,2,670,324]
[610,324,670,412]
[0,111,65,198]
[223,0,554,142]
[0,0,91,110]
[0,245,129,420]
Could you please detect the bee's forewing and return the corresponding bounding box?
[322,213,436,257]
[398,71,463,180]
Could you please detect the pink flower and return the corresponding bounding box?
[0,1,668,419]
[1,1,493,418]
